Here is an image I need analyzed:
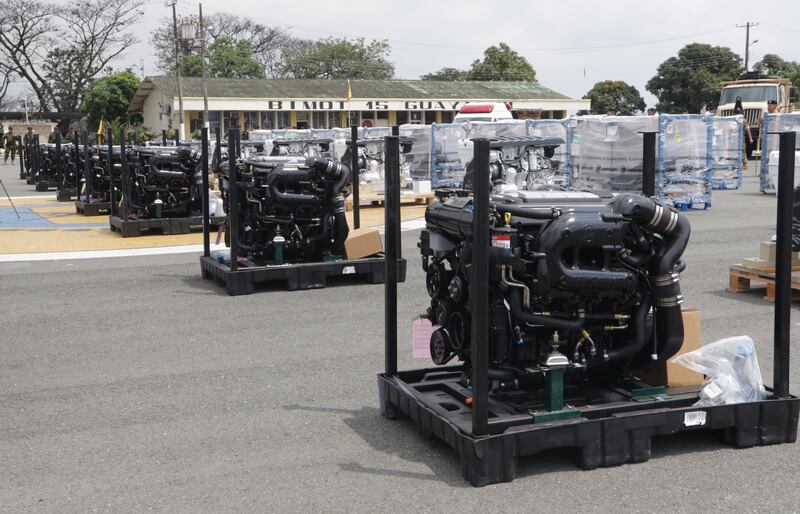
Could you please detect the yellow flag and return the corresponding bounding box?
[97,118,104,144]
[347,79,352,101]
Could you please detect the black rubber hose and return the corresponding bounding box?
[604,298,650,363]
[508,288,584,333]
[493,203,560,220]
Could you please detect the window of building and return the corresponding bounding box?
[330,112,342,128]
[424,111,437,125]
[347,112,360,127]
[395,111,408,125]
[260,112,273,130]
[376,111,389,120]
[296,111,310,129]
[312,111,328,129]
[409,111,423,124]
[276,112,290,129]
[208,111,221,134]
[440,111,454,124]
[244,111,261,130]
[222,111,240,132]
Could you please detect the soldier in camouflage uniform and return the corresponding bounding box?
[3,127,19,163]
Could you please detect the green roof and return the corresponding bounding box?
[129,76,570,111]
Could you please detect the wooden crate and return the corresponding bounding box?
[728,263,800,302]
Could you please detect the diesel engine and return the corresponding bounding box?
[420,188,690,393]
[127,146,203,218]
[463,136,565,192]
[218,156,350,264]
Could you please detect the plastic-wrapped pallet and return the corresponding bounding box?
[398,124,433,185]
[760,113,800,193]
[658,114,713,209]
[710,115,744,190]
[570,115,658,193]
[526,119,572,186]
[430,122,470,188]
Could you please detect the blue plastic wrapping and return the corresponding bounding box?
[760,113,800,193]
[658,114,713,208]
[710,115,744,190]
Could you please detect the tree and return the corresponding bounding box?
[467,43,536,81]
[646,43,742,113]
[82,70,141,131]
[584,80,646,115]
[181,37,265,79]
[150,13,296,79]
[280,37,394,79]
[754,54,800,89]
[421,67,468,81]
[0,0,143,114]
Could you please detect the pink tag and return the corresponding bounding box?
[412,318,433,359]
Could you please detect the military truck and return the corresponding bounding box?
[718,74,797,157]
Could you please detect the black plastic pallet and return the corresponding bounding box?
[109,215,225,237]
[200,254,407,295]
[377,366,800,487]
[75,200,111,216]
[34,181,57,192]
[56,190,77,202]
[25,176,35,185]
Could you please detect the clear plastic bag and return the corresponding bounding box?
[672,336,767,406]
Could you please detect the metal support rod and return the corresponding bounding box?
[162,129,168,147]
[642,131,657,197]
[171,2,185,141]
[228,128,240,272]
[773,131,795,398]
[384,135,400,376]
[107,128,114,217]
[350,125,360,229]
[120,127,129,221]
[391,125,399,136]
[18,136,24,179]
[73,133,80,192]
[55,132,62,191]
[214,126,221,173]
[85,132,94,203]
[201,127,210,257]
[391,125,401,259]
[81,131,90,203]
[33,134,40,182]
[199,3,209,130]
[471,138,490,437]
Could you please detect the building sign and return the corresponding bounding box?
[260,100,473,111]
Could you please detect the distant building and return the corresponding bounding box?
[128,77,590,134]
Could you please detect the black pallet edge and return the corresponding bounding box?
[200,254,407,295]
[75,200,111,216]
[34,181,58,192]
[56,190,77,202]
[377,369,800,487]
[109,215,225,237]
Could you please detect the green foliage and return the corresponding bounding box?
[584,80,646,115]
[181,37,265,79]
[280,37,394,79]
[420,67,468,81]
[646,43,742,113]
[754,54,800,89]
[467,43,536,81]
[419,43,536,81]
[81,70,142,131]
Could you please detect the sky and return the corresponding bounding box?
[14,0,800,106]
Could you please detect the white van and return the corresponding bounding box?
[453,102,515,123]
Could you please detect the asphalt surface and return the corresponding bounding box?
[2,164,800,511]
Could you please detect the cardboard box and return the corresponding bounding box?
[635,308,704,388]
[344,228,383,260]
[757,241,799,265]
[413,180,432,194]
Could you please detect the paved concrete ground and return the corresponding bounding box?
[2,169,799,511]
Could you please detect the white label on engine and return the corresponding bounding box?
[683,411,707,427]
[492,235,511,249]
[342,266,356,275]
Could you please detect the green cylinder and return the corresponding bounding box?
[154,197,163,219]
[273,235,285,265]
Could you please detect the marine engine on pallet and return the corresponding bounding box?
[463,136,565,192]
[420,188,690,394]
[218,156,350,264]
[127,146,203,218]
[341,136,416,186]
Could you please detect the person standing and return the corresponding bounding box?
[734,105,754,172]
[3,127,19,163]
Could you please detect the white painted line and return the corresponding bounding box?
[0,243,226,262]
[2,194,57,200]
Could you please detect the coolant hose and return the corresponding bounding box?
[508,288,584,333]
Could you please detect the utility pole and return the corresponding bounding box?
[199,3,209,130]
[166,0,185,142]
[736,21,759,72]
